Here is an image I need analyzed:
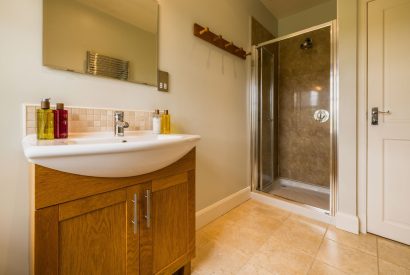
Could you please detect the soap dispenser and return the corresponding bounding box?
[152,109,162,134]
[161,110,171,134]
[36,98,54,140]
[54,103,68,139]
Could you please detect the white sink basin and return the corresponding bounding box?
[22,131,200,177]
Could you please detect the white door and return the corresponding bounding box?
[368,0,410,245]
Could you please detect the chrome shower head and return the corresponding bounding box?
[300,38,313,50]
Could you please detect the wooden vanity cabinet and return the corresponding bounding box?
[31,150,196,275]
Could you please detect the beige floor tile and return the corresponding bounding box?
[379,259,410,275]
[378,238,410,270]
[286,214,328,234]
[233,210,284,236]
[199,214,236,239]
[325,225,377,256]
[263,214,327,255]
[308,260,347,275]
[196,229,212,250]
[237,261,273,275]
[247,236,315,274]
[225,200,291,223]
[192,240,248,274]
[249,202,291,222]
[199,200,287,256]
[203,217,273,256]
[316,239,378,274]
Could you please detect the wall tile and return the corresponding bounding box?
[24,105,153,136]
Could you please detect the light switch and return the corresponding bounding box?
[157,70,169,92]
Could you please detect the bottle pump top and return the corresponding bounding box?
[154,109,160,115]
[56,103,64,110]
[164,110,169,115]
[41,98,51,109]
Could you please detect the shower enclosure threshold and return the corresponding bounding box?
[262,178,330,211]
[250,190,333,224]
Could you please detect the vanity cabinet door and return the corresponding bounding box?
[35,187,143,275]
[140,172,195,274]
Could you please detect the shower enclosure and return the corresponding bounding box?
[251,22,337,214]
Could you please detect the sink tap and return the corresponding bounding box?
[114,111,129,137]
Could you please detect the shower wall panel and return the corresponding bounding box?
[277,27,331,187]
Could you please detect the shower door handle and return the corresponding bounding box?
[314,110,329,123]
[371,107,390,125]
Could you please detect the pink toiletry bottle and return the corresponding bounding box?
[54,103,68,139]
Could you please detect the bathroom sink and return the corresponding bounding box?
[22,131,200,177]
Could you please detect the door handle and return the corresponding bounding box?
[144,190,151,228]
[131,193,138,234]
[371,107,390,125]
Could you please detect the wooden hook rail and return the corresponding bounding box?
[193,23,248,60]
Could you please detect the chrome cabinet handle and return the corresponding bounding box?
[144,190,151,228]
[371,107,391,125]
[131,193,138,234]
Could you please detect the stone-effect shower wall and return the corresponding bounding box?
[277,26,331,187]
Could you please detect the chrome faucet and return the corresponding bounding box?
[114,111,129,137]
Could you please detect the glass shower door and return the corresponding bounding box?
[258,46,276,192]
[252,22,336,213]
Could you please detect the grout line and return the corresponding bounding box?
[376,236,410,271]
[306,225,329,274]
[237,201,292,274]
[311,233,349,275]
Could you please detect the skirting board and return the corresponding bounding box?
[335,212,360,234]
[196,187,251,230]
[250,191,335,225]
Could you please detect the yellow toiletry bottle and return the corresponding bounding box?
[37,98,54,140]
[161,110,171,134]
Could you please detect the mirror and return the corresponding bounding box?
[43,0,158,86]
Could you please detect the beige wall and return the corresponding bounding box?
[44,0,157,85]
[336,0,359,231]
[278,0,337,36]
[0,0,276,273]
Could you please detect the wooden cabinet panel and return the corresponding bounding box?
[35,206,59,275]
[59,189,126,221]
[59,202,126,275]
[126,184,147,275]
[150,173,190,274]
[138,183,153,275]
[34,149,195,210]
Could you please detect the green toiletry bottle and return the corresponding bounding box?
[37,98,54,140]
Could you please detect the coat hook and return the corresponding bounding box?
[235,47,244,53]
[246,52,252,56]
[225,41,233,48]
[213,35,222,42]
[199,27,209,35]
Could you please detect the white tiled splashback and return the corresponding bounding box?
[24,105,153,135]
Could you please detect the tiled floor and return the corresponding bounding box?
[193,200,410,275]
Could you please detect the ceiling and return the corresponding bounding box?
[76,0,158,33]
[259,0,332,19]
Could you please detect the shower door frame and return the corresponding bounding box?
[250,20,339,216]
